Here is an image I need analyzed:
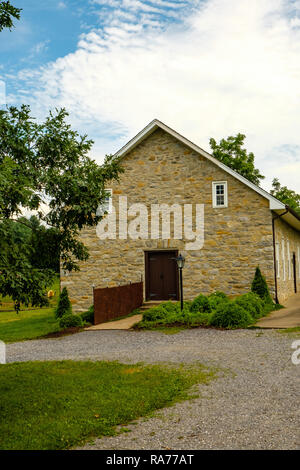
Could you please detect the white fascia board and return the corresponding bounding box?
[114,119,159,159]
[273,209,300,232]
[114,119,286,211]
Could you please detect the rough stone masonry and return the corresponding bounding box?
[61,128,299,312]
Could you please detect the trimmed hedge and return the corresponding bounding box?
[207,291,229,310]
[136,288,272,330]
[135,268,276,331]
[137,301,210,329]
[79,305,94,325]
[234,292,264,319]
[59,314,83,329]
[210,302,254,329]
[190,294,211,313]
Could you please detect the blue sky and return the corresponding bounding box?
[1,0,300,192]
[1,1,80,69]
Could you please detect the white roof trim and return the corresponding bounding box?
[114,119,286,211]
[273,209,300,232]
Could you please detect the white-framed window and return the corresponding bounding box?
[212,181,228,208]
[287,240,291,280]
[282,238,286,281]
[97,188,112,216]
[275,242,280,278]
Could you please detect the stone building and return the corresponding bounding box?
[61,119,300,312]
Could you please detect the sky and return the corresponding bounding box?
[1,0,300,192]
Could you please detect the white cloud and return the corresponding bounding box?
[57,1,67,9]
[0,80,6,106]
[11,0,300,192]
[31,40,50,55]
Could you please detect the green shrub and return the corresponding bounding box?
[137,290,263,331]
[207,291,229,310]
[59,314,83,329]
[138,301,212,329]
[79,305,94,324]
[234,292,264,319]
[210,301,254,329]
[143,306,169,322]
[190,294,211,313]
[55,287,72,319]
[182,311,212,327]
[142,301,183,322]
[251,267,273,304]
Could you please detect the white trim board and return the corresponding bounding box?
[212,181,228,208]
[114,119,285,211]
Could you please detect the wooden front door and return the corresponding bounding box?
[145,251,179,301]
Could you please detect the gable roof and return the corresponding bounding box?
[114,119,300,231]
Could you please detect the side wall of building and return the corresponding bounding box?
[61,128,276,312]
[274,217,300,303]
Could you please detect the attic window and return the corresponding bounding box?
[212,181,228,208]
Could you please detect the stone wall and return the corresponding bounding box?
[274,217,300,303]
[61,128,277,312]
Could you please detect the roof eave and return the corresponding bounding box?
[273,206,300,232]
[113,119,288,212]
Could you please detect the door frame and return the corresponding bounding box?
[144,250,179,301]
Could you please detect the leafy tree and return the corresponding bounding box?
[209,133,265,186]
[270,178,300,215]
[0,105,122,310]
[0,219,52,313]
[25,216,60,273]
[0,1,21,31]
[55,287,72,319]
[4,215,61,273]
[251,267,273,304]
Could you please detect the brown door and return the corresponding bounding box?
[145,251,178,301]
[292,253,297,293]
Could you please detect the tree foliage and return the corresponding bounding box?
[0,1,21,31]
[55,287,72,319]
[0,105,122,309]
[270,178,300,215]
[251,267,273,304]
[1,216,60,272]
[209,133,265,186]
[0,220,52,313]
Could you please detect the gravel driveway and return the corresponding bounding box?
[6,328,300,450]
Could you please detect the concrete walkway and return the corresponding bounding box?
[86,313,142,330]
[256,293,300,329]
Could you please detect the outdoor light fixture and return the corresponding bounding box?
[176,254,185,269]
[176,254,185,310]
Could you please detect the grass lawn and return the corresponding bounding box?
[0,360,214,450]
[0,308,60,343]
[0,277,62,343]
